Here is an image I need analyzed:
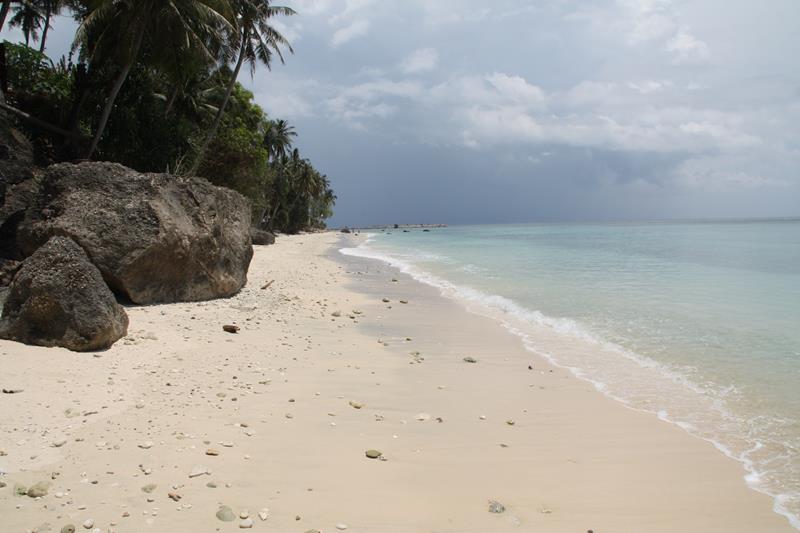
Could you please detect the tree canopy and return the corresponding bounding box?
[0,0,335,232]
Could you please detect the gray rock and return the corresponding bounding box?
[0,236,128,351]
[18,162,253,304]
[216,505,236,522]
[488,500,506,513]
[250,228,275,245]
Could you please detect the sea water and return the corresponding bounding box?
[340,220,800,528]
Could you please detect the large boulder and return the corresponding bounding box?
[0,109,37,261]
[0,236,128,351]
[19,162,254,304]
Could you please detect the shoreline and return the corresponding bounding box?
[339,231,800,529]
[0,232,794,532]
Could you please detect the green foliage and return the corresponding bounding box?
[1,0,335,231]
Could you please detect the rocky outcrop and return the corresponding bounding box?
[0,236,128,351]
[19,162,254,304]
[250,228,276,246]
[0,109,37,262]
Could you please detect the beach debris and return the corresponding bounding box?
[188,465,210,478]
[382,298,390,303]
[82,519,94,529]
[260,280,275,290]
[0,481,6,488]
[168,492,181,502]
[138,441,154,449]
[223,324,240,334]
[463,356,478,363]
[305,530,321,533]
[27,481,50,498]
[258,509,269,521]
[331,311,342,317]
[2,388,24,394]
[52,439,67,448]
[206,448,220,456]
[488,500,506,514]
[415,413,431,422]
[365,449,383,459]
[399,299,408,304]
[348,400,364,409]
[216,505,236,522]
[506,420,516,426]
[60,525,75,533]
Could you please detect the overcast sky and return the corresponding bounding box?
[3,0,799,226]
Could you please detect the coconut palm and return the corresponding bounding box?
[188,0,294,176]
[0,1,16,30]
[74,0,234,159]
[8,0,44,47]
[37,0,64,53]
[263,117,295,160]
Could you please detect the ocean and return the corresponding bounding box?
[340,220,800,528]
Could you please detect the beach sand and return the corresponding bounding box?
[0,232,793,532]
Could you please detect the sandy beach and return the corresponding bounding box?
[0,232,793,533]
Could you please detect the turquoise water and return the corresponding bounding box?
[341,220,800,529]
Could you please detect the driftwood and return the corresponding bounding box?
[260,280,275,290]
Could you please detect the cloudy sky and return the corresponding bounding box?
[4,1,799,226]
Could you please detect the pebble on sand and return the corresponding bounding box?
[216,505,236,522]
[82,519,94,529]
[222,324,240,334]
[365,449,382,459]
[348,400,364,409]
[463,356,478,363]
[240,518,254,528]
[60,525,75,533]
[27,481,50,498]
[488,500,506,513]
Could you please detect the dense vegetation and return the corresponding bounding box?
[0,0,335,232]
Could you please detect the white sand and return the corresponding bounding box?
[0,232,793,532]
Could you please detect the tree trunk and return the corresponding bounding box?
[187,32,247,176]
[85,25,145,159]
[39,8,51,54]
[0,2,11,31]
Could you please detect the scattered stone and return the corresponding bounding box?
[0,481,6,488]
[206,482,217,489]
[2,388,23,394]
[189,465,210,478]
[223,324,240,334]
[399,299,408,304]
[141,484,157,494]
[240,511,249,519]
[82,519,94,529]
[348,400,364,409]
[138,441,154,449]
[463,357,478,363]
[488,500,506,514]
[240,518,254,528]
[258,509,269,521]
[336,524,348,530]
[52,439,67,448]
[365,449,382,459]
[506,420,516,426]
[168,492,181,502]
[60,526,75,533]
[216,505,236,522]
[331,311,342,317]
[415,413,431,422]
[205,449,220,456]
[27,481,50,498]
[382,298,390,303]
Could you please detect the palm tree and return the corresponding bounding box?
[0,1,16,30]
[38,0,64,53]
[188,0,294,176]
[8,0,44,47]
[263,118,295,160]
[74,0,233,159]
